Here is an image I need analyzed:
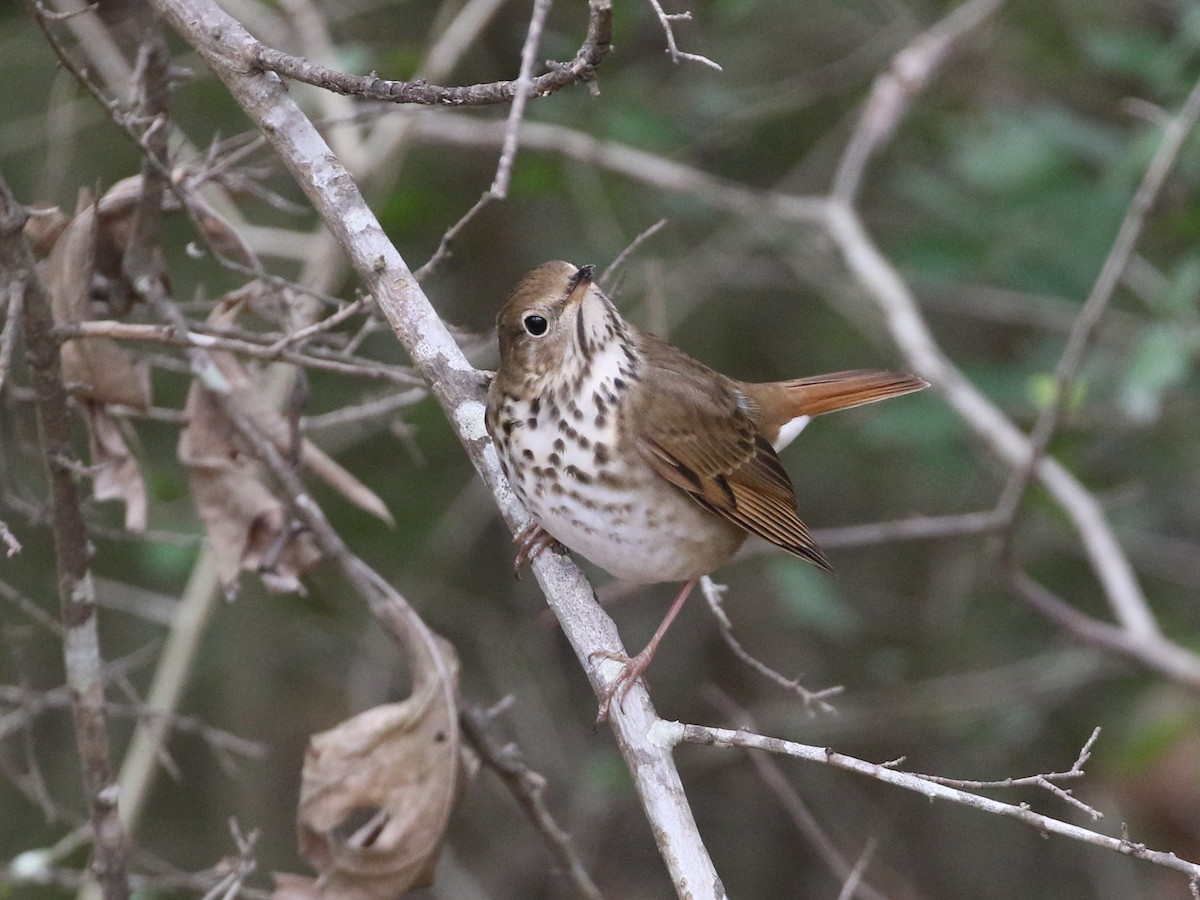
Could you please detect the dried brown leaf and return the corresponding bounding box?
[42,188,150,409]
[293,635,464,899]
[84,402,147,532]
[34,183,155,532]
[272,872,322,900]
[23,205,71,255]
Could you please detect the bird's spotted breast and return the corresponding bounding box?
[489,337,746,583]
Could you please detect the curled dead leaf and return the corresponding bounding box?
[36,182,154,530]
[285,634,467,899]
[43,187,151,409]
[83,403,147,532]
[22,205,70,255]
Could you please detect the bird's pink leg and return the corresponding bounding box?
[591,579,696,722]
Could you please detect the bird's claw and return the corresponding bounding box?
[511,523,563,578]
[590,648,653,723]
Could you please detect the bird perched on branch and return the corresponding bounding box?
[486,261,927,719]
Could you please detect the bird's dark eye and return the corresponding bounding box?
[523,315,548,336]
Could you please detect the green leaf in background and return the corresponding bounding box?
[1027,371,1088,413]
[768,556,860,643]
[1120,322,1195,423]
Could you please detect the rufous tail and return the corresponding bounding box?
[781,369,928,416]
[746,370,928,439]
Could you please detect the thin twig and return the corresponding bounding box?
[911,726,1103,820]
[54,320,423,385]
[832,0,1005,201]
[247,0,611,106]
[303,388,427,431]
[663,720,1200,883]
[264,296,366,353]
[995,73,1200,585]
[413,190,495,282]
[1005,571,1200,690]
[645,0,721,70]
[600,218,669,288]
[699,577,842,713]
[461,703,605,900]
[812,510,1006,548]
[0,577,64,635]
[406,113,827,225]
[835,837,879,900]
[491,0,552,198]
[415,0,554,281]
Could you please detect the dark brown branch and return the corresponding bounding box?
[121,27,172,315]
[248,0,612,106]
[0,174,130,900]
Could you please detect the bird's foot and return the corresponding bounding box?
[512,523,563,578]
[590,647,654,723]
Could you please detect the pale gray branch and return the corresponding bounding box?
[663,720,1200,884]
[145,0,727,895]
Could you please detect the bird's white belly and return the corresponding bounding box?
[531,468,743,583]
[504,414,744,583]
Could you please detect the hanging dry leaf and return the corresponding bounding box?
[280,634,466,899]
[37,183,153,531]
[22,205,70,255]
[83,403,148,532]
[42,187,151,409]
[271,872,322,900]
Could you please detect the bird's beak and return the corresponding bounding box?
[565,264,596,307]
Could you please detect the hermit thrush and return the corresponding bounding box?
[486,261,927,718]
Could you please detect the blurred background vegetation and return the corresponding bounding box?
[2,0,1200,897]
